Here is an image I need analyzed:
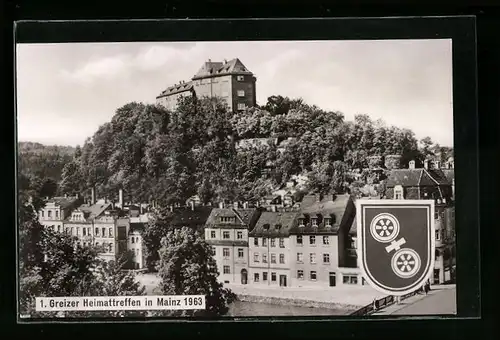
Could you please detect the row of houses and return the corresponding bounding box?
[36,160,455,285]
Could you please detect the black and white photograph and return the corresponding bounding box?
[16,37,457,319]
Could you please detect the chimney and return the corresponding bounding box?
[219,202,225,209]
[190,201,195,211]
[409,160,416,169]
[119,189,123,208]
[424,160,429,170]
[91,187,96,205]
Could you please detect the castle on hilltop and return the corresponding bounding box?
[156,58,257,112]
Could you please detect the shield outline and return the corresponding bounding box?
[356,199,435,296]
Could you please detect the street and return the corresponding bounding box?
[391,286,456,315]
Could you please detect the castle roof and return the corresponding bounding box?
[192,58,253,80]
[157,81,194,98]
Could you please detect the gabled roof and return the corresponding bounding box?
[205,208,260,228]
[386,168,452,187]
[290,194,353,235]
[249,211,299,237]
[79,202,113,220]
[192,58,253,80]
[45,196,79,209]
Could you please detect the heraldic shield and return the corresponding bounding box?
[357,199,435,296]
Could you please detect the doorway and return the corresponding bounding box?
[434,269,440,284]
[241,269,248,285]
[279,275,287,287]
[329,272,336,287]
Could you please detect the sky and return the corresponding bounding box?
[16,39,453,147]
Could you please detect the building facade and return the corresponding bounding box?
[156,58,257,112]
[288,194,359,288]
[204,207,261,284]
[38,196,82,233]
[385,161,455,284]
[248,211,298,287]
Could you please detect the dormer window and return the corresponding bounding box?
[275,224,282,230]
[298,218,305,227]
[237,75,244,81]
[311,218,318,227]
[263,223,270,230]
[324,218,331,227]
[394,185,404,200]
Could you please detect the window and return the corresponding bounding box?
[223,231,230,239]
[109,228,113,237]
[343,275,358,285]
[279,254,285,264]
[323,254,330,263]
[296,235,303,245]
[263,272,268,281]
[41,211,44,217]
[271,254,276,264]
[237,75,244,81]
[254,238,259,246]
[95,228,99,236]
[223,266,230,274]
[57,225,61,232]
[211,230,216,238]
[271,272,276,281]
[237,90,245,97]
[48,210,52,218]
[310,271,317,280]
[83,228,86,236]
[238,248,244,258]
[237,231,243,239]
[237,103,246,110]
[102,228,105,237]
[279,238,285,248]
[310,236,316,245]
[311,218,317,227]
[323,236,329,245]
[435,230,441,241]
[131,237,135,244]
[297,253,303,263]
[254,273,259,282]
[298,218,305,227]
[254,253,260,262]
[211,247,216,256]
[271,238,276,247]
[310,253,316,264]
[71,227,74,235]
[263,253,267,263]
[223,248,230,258]
[297,270,304,279]
[109,243,114,253]
[263,238,268,247]
[55,210,59,218]
[136,237,139,243]
[324,218,331,227]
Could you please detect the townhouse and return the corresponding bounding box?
[204,205,261,284]
[248,210,299,287]
[288,193,359,288]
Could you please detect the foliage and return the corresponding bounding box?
[157,227,236,317]
[53,95,452,206]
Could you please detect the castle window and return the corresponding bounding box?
[237,90,245,97]
[237,75,244,81]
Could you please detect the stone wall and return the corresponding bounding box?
[236,294,358,312]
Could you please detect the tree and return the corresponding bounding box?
[157,227,236,317]
[143,207,175,271]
